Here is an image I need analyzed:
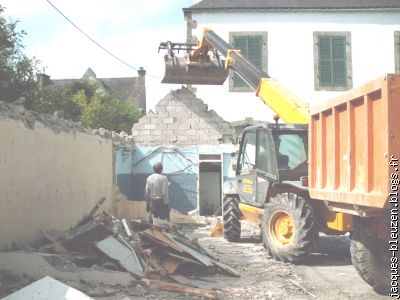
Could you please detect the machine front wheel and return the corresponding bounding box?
[223,196,241,242]
[261,193,318,262]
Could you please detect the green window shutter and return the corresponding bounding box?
[332,36,347,87]
[318,35,347,88]
[318,36,333,87]
[233,35,263,88]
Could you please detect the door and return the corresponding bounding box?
[199,161,222,215]
[237,131,257,205]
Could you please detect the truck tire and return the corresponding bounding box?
[350,227,390,294]
[223,196,241,242]
[261,193,318,262]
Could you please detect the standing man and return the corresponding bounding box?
[145,162,170,223]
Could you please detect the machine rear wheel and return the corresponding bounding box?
[350,223,390,294]
[261,193,318,262]
[223,196,241,242]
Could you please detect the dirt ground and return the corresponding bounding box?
[96,221,386,300]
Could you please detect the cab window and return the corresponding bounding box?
[238,131,256,171]
[275,134,307,170]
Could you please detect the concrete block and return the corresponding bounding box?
[186,129,197,136]
[151,129,161,136]
[161,129,173,136]
[144,123,157,130]
[138,117,150,124]
[155,106,167,113]
[166,106,176,112]
[162,117,175,124]
[178,123,190,130]
[207,128,219,135]
[173,129,187,136]
[168,135,178,142]
[150,118,161,124]
[131,129,139,136]
[132,123,144,130]
[167,123,180,129]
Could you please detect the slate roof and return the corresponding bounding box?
[184,0,400,12]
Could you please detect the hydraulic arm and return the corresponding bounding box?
[160,29,309,124]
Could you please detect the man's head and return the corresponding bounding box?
[153,162,163,174]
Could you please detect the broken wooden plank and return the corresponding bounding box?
[164,251,204,266]
[63,223,112,252]
[160,257,181,274]
[74,197,106,228]
[168,274,193,286]
[141,279,218,300]
[96,236,143,277]
[142,229,184,253]
[212,260,240,278]
[164,233,214,267]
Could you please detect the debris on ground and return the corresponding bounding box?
[0,197,240,299]
[2,276,94,300]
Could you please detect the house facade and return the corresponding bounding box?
[115,87,236,216]
[183,0,400,122]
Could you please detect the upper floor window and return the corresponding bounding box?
[229,32,267,92]
[395,32,400,74]
[314,32,352,91]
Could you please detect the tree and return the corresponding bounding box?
[0,6,40,106]
[35,79,142,132]
[80,92,142,133]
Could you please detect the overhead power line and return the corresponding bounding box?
[45,0,160,79]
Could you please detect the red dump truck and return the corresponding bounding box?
[309,74,400,295]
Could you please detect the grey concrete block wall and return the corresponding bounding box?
[132,88,233,146]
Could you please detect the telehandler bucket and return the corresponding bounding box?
[162,55,228,85]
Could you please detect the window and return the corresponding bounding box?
[256,131,277,177]
[275,134,307,170]
[238,131,256,171]
[229,32,267,92]
[395,32,400,74]
[314,32,352,91]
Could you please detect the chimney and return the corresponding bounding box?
[37,73,51,89]
[138,67,146,78]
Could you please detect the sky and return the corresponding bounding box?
[1,0,194,112]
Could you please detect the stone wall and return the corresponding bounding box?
[132,88,233,146]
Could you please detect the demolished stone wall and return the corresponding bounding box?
[132,88,233,146]
[0,101,114,247]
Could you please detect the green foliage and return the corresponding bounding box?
[34,79,142,132]
[0,6,40,106]
[80,92,142,133]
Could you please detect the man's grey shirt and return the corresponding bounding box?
[145,173,169,205]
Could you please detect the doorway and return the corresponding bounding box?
[199,154,222,216]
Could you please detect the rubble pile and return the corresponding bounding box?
[0,100,84,133]
[3,198,239,299]
[0,100,134,143]
[86,128,134,144]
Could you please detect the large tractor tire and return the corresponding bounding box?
[223,196,241,242]
[261,193,318,263]
[350,223,390,294]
